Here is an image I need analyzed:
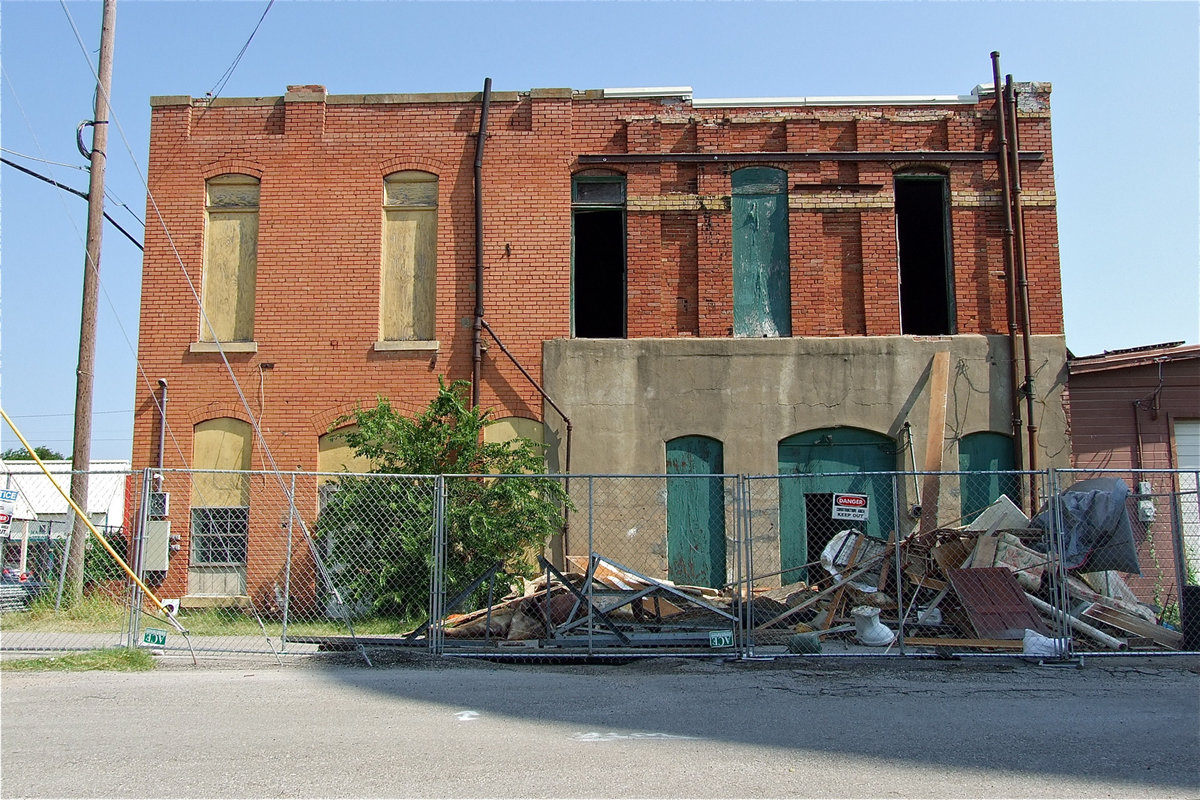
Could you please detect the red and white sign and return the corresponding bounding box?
[832,492,869,521]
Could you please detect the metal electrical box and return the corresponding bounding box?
[142,520,171,572]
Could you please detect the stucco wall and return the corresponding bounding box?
[543,334,1069,475]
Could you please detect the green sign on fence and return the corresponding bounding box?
[708,630,734,648]
[142,628,168,647]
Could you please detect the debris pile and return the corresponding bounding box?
[435,481,1183,654]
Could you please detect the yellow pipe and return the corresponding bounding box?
[1,406,185,634]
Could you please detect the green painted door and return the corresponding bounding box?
[958,432,1019,523]
[732,167,791,337]
[666,436,726,588]
[778,428,896,583]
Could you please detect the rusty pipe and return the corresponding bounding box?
[992,52,1026,511]
[1006,75,1039,501]
[471,77,492,408]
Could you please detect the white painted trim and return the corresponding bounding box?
[373,340,440,352]
[602,87,694,99]
[692,94,979,109]
[189,341,258,354]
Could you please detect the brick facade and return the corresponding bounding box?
[133,82,1064,602]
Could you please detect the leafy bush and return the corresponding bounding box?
[316,378,569,618]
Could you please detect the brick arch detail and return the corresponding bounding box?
[379,157,447,179]
[201,160,265,181]
[308,397,429,436]
[187,404,253,426]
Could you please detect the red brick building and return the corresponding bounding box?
[133,82,1069,604]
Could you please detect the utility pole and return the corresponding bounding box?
[65,0,117,604]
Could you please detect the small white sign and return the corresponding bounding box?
[832,492,870,521]
[0,490,17,537]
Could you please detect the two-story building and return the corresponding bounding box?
[132,82,1068,606]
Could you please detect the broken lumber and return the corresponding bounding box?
[1024,592,1126,651]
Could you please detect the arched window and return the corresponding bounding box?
[958,431,1019,523]
[732,167,791,337]
[202,175,259,342]
[666,435,726,588]
[778,427,896,581]
[381,171,438,343]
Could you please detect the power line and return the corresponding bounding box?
[8,411,133,419]
[206,0,276,102]
[0,147,89,171]
[1,157,143,250]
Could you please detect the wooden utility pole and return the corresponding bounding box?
[65,0,117,604]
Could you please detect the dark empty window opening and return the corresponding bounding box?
[895,175,955,335]
[573,176,626,338]
[803,493,840,568]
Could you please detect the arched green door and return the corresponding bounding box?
[732,167,791,337]
[958,432,1019,523]
[778,428,896,583]
[666,436,726,588]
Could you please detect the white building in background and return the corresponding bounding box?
[1,459,131,576]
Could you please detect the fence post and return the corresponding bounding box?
[281,472,296,651]
[732,475,744,657]
[586,476,594,656]
[125,467,153,647]
[1045,469,1073,656]
[892,473,905,657]
[431,476,446,656]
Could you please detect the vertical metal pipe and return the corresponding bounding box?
[156,380,168,472]
[281,472,296,650]
[991,53,1027,512]
[471,78,493,408]
[1006,76,1039,503]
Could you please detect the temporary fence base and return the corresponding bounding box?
[3,467,1196,662]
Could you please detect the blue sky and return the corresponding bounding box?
[2,0,1198,461]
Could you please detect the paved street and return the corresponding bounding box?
[2,654,1197,798]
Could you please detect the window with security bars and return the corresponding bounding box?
[190,507,249,566]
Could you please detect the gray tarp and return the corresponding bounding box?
[1031,477,1141,574]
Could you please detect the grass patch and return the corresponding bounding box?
[3,594,422,638]
[168,608,422,637]
[1,646,156,672]
[1,591,129,632]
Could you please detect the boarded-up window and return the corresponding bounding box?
[381,171,438,341]
[202,175,259,342]
[318,425,373,477]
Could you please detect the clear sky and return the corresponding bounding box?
[2,0,1198,462]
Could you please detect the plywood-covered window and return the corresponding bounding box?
[202,175,259,343]
[381,171,438,342]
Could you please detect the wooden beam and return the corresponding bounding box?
[919,350,952,533]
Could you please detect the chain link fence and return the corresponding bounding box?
[3,467,1196,660]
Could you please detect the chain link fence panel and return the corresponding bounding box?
[1,467,137,653]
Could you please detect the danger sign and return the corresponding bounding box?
[832,492,870,521]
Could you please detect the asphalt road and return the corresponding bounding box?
[1,654,1197,799]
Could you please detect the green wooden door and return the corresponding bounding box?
[958,432,1019,523]
[666,436,726,588]
[732,167,791,337]
[778,428,896,583]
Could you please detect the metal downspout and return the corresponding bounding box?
[991,52,1026,511]
[156,379,168,474]
[471,78,492,408]
[1005,76,1039,502]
